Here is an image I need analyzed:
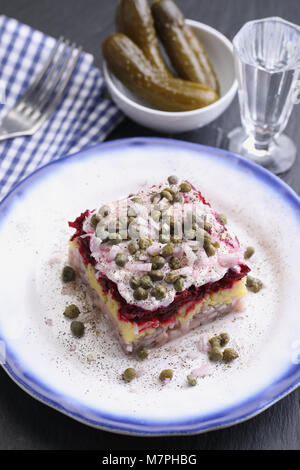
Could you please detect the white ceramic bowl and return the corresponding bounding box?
[103,20,237,133]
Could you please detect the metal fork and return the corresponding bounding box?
[0,37,82,141]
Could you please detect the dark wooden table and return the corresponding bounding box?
[1,0,300,450]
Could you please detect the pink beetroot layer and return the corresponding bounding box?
[69,212,250,325]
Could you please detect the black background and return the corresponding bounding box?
[0,0,300,450]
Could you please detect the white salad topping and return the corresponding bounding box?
[79,179,244,310]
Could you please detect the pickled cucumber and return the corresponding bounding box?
[103,33,218,112]
[152,0,219,94]
[116,0,171,76]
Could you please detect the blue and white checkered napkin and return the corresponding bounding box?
[0,16,123,200]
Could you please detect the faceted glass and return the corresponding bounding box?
[228,17,300,174]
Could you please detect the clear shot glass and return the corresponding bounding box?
[228,17,300,174]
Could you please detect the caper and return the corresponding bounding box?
[204,221,212,232]
[109,232,122,245]
[244,246,255,260]
[122,368,136,382]
[151,255,165,270]
[150,270,164,283]
[204,242,216,257]
[140,275,153,290]
[218,213,227,225]
[169,256,181,270]
[99,205,110,217]
[64,304,80,319]
[161,189,173,202]
[137,347,148,360]
[133,250,143,261]
[173,192,183,203]
[161,243,174,258]
[165,272,180,284]
[151,284,167,300]
[204,230,212,242]
[208,346,223,362]
[90,213,101,227]
[159,369,173,381]
[180,182,192,193]
[151,210,161,222]
[203,232,215,248]
[128,240,139,255]
[246,276,263,293]
[62,266,75,283]
[223,348,239,363]
[219,332,230,347]
[174,277,185,292]
[129,275,140,290]
[187,374,197,386]
[209,336,221,348]
[133,287,148,301]
[139,237,151,250]
[168,175,178,185]
[70,320,85,338]
[127,207,137,217]
[115,253,128,267]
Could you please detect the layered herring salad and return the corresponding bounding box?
[71,177,245,311]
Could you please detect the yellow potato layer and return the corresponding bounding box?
[72,243,247,343]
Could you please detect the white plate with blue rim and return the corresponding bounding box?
[0,137,300,436]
